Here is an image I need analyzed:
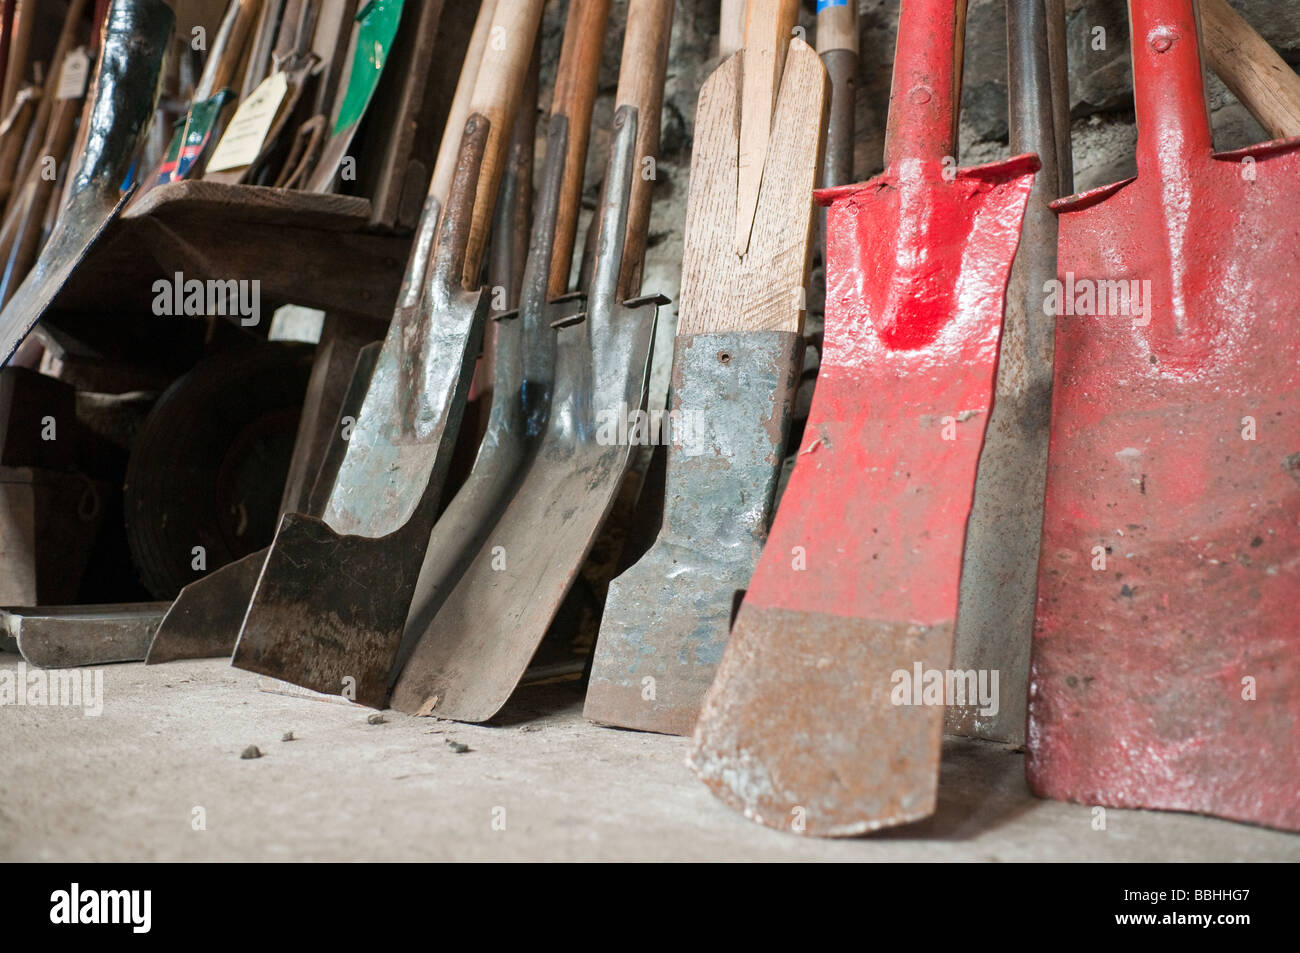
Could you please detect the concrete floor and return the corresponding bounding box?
[1,652,1296,861]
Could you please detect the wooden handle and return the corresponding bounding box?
[309,0,358,117]
[429,0,497,212]
[197,0,263,99]
[0,88,36,203]
[275,0,308,58]
[5,0,90,221]
[735,0,800,255]
[240,0,286,99]
[819,0,859,189]
[462,0,546,288]
[1200,0,1300,139]
[547,0,612,298]
[951,0,968,153]
[0,0,17,120]
[615,0,674,298]
[0,96,78,308]
[817,0,859,56]
[720,0,746,59]
[0,0,32,121]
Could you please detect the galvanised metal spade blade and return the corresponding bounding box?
[231,121,491,708]
[1028,0,1300,832]
[0,0,172,366]
[689,0,1039,836]
[389,114,580,704]
[584,25,828,737]
[391,105,663,722]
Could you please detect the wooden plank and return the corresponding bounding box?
[51,182,406,324]
[125,180,372,230]
[679,40,826,334]
[734,0,799,256]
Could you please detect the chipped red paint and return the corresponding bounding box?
[1029,0,1300,831]
[689,0,1038,836]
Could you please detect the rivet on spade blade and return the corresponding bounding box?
[1149,30,1176,53]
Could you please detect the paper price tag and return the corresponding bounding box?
[56,48,91,100]
[206,71,289,173]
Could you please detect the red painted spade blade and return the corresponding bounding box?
[688,0,1039,835]
[1028,0,1300,832]
[689,153,1036,836]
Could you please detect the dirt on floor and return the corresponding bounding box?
[0,652,1296,862]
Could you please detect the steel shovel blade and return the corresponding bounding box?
[1028,0,1300,832]
[145,552,264,663]
[391,107,661,722]
[231,120,490,708]
[584,40,828,736]
[390,115,576,702]
[689,152,1038,836]
[0,0,172,366]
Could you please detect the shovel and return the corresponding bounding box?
[390,0,669,722]
[0,0,172,367]
[144,340,381,664]
[689,0,1038,836]
[1028,0,1300,832]
[584,0,825,736]
[231,0,544,708]
[947,0,1071,744]
[144,0,510,666]
[388,0,614,712]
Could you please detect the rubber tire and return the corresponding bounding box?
[124,342,313,599]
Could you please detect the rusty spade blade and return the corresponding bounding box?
[1028,0,1300,832]
[390,114,580,700]
[144,340,384,663]
[689,0,1038,835]
[230,120,491,708]
[947,0,1070,744]
[391,106,663,722]
[0,0,171,366]
[585,28,827,736]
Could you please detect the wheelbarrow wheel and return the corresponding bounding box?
[124,342,313,600]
